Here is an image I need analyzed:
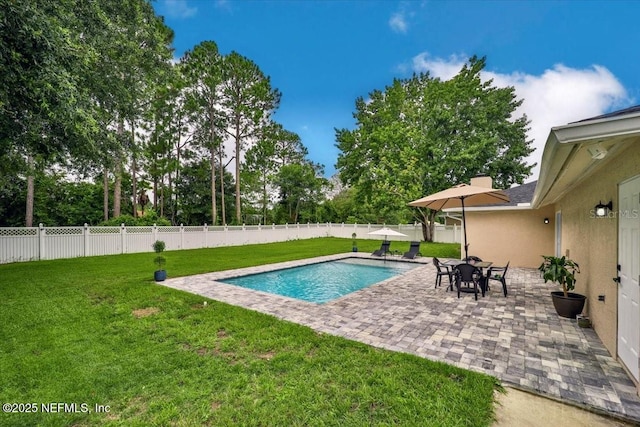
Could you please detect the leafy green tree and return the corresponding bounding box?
[175,158,235,226]
[181,41,226,224]
[336,56,534,240]
[145,62,191,223]
[274,162,327,224]
[112,1,173,219]
[244,134,277,224]
[1,0,174,225]
[0,0,100,161]
[0,171,108,227]
[99,211,171,226]
[221,52,281,224]
[0,0,105,225]
[273,125,308,166]
[244,123,308,224]
[322,187,379,224]
[0,154,27,227]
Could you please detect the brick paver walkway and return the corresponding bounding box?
[161,253,640,423]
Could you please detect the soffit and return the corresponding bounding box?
[532,113,640,208]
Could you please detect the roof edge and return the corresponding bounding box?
[532,110,640,208]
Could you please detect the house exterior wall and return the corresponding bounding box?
[555,142,640,356]
[464,206,556,268]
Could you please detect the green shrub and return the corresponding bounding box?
[99,212,171,226]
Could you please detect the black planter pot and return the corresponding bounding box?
[551,291,586,318]
[154,270,167,282]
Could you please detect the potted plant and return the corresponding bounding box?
[351,232,358,252]
[538,255,585,318]
[153,240,167,282]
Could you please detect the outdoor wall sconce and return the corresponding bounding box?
[594,201,613,218]
[543,218,549,224]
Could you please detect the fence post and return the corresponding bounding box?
[84,223,89,257]
[153,223,158,243]
[204,223,208,248]
[180,223,184,249]
[38,223,45,261]
[120,223,126,254]
[224,224,229,240]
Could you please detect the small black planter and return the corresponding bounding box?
[154,270,167,282]
[551,291,586,318]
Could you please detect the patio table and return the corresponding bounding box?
[443,260,493,295]
[442,259,493,269]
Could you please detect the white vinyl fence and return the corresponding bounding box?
[0,223,460,264]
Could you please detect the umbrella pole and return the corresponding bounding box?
[384,235,387,261]
[461,197,469,260]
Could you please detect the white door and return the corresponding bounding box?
[618,175,640,380]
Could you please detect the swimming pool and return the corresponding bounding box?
[219,258,419,303]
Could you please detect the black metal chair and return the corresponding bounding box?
[402,241,421,259]
[432,257,453,290]
[372,240,391,257]
[487,261,509,297]
[453,263,484,300]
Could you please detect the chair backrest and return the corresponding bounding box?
[454,263,481,283]
[433,257,451,274]
[503,261,510,275]
[408,241,420,253]
[381,240,391,251]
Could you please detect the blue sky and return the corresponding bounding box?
[154,0,639,181]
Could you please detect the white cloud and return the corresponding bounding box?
[162,0,197,18]
[389,12,408,33]
[412,53,467,80]
[411,53,630,181]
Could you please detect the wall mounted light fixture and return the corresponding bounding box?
[594,201,613,218]
[543,218,549,224]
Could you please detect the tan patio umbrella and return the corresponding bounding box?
[408,184,509,260]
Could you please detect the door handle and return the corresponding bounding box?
[613,277,620,283]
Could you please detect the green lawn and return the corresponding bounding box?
[0,238,502,426]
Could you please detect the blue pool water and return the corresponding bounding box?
[219,258,418,304]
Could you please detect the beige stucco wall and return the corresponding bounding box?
[464,206,556,268]
[555,142,640,356]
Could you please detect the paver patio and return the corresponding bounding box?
[161,253,640,424]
